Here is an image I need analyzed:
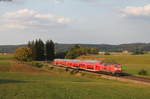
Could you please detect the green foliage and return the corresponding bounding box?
[132,48,144,55]
[31,61,43,68]
[46,40,55,60]
[15,46,32,61]
[138,69,148,75]
[55,51,67,59]
[35,39,45,60]
[104,52,111,55]
[65,45,99,59]
[28,41,36,60]
[28,39,55,61]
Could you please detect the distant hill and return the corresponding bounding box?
[55,43,150,52]
[1,43,150,53]
[0,45,24,53]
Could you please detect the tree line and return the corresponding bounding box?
[15,39,55,61]
[65,45,99,59]
[28,39,55,61]
[15,41,100,61]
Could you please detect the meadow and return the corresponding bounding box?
[1,71,150,99]
[78,53,150,77]
[0,54,150,99]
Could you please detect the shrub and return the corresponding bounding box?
[132,48,144,55]
[138,69,148,75]
[104,52,111,55]
[31,61,43,68]
[65,67,69,72]
[70,69,79,75]
[49,66,54,70]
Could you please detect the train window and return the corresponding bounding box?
[86,62,95,64]
[103,63,111,66]
[114,65,120,67]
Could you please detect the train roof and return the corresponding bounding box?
[54,59,102,63]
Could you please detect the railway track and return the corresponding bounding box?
[81,69,150,85]
[122,75,150,83]
[45,63,150,85]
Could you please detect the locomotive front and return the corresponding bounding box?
[112,64,123,74]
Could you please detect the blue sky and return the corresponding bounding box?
[0,0,150,45]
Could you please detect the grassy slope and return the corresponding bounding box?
[0,54,13,72]
[0,54,150,99]
[0,54,13,66]
[78,53,150,77]
[0,72,150,99]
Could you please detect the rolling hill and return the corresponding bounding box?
[0,43,150,53]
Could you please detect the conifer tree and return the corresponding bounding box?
[46,40,55,60]
[28,39,55,61]
[35,39,45,60]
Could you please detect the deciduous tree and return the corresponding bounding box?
[15,46,32,61]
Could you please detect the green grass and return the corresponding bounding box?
[0,72,150,99]
[0,54,14,59]
[0,54,13,66]
[0,54,12,72]
[78,53,150,77]
[0,60,11,66]
[0,54,150,99]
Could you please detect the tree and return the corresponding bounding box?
[55,51,67,59]
[35,39,45,60]
[15,46,32,61]
[65,45,99,59]
[28,41,36,60]
[46,40,55,60]
[28,39,55,61]
[132,48,144,55]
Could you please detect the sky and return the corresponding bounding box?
[0,0,150,45]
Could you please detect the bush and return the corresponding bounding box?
[132,48,144,55]
[15,46,32,61]
[70,69,79,75]
[138,69,148,75]
[31,62,43,68]
[104,52,111,55]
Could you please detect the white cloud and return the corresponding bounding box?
[121,4,150,18]
[0,9,72,30]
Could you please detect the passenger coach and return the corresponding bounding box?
[53,59,122,74]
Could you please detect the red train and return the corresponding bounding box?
[53,59,123,75]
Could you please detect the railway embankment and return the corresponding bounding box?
[42,63,150,86]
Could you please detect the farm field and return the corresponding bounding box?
[0,54,150,99]
[78,53,150,78]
